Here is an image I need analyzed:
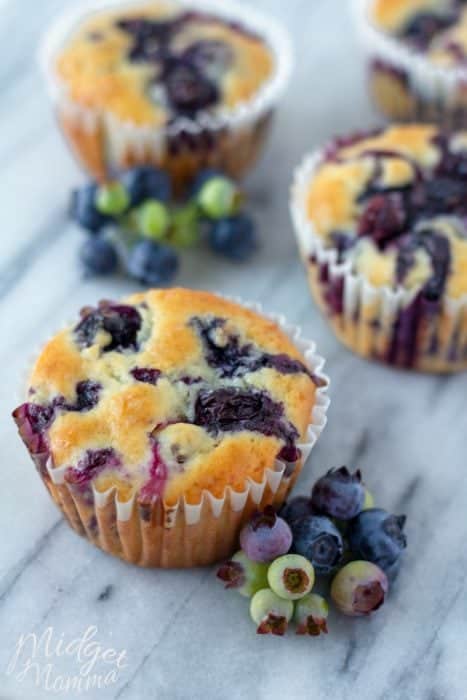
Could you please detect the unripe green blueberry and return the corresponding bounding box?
[197,176,240,219]
[362,488,375,510]
[170,203,200,247]
[138,200,170,240]
[95,181,130,216]
[250,588,294,635]
[294,593,329,635]
[267,554,315,600]
[216,551,268,597]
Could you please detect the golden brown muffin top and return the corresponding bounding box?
[55,1,274,126]
[304,124,467,298]
[13,289,323,505]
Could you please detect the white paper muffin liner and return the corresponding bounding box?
[39,0,293,185]
[353,0,467,125]
[290,146,467,372]
[15,295,330,567]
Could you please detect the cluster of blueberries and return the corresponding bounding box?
[70,166,258,285]
[217,466,407,635]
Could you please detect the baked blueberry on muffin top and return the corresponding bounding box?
[13,289,323,506]
[371,0,467,66]
[56,2,274,126]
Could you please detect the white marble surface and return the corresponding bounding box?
[1,1,467,698]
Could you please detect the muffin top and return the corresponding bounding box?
[370,0,467,67]
[13,289,323,506]
[304,124,467,299]
[55,1,274,126]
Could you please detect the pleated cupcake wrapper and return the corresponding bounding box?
[18,297,329,567]
[353,0,467,121]
[39,0,293,177]
[290,147,467,369]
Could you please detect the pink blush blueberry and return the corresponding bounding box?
[239,507,292,563]
[331,561,389,617]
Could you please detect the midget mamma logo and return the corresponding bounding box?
[6,625,128,693]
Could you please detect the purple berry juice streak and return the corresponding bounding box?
[138,443,168,503]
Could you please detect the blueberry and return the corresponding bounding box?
[348,508,407,574]
[249,588,294,635]
[80,238,119,276]
[138,200,170,240]
[331,561,388,617]
[170,203,200,247]
[208,214,257,262]
[358,192,406,247]
[165,59,218,115]
[362,489,374,510]
[95,181,130,216]
[182,40,232,78]
[217,550,268,597]
[279,496,315,525]
[127,240,179,286]
[70,184,110,233]
[197,176,239,219]
[189,168,223,197]
[120,166,171,206]
[12,402,54,455]
[130,367,161,385]
[65,448,120,487]
[239,506,292,563]
[74,301,142,351]
[311,466,365,520]
[290,514,344,575]
[73,380,101,411]
[193,387,298,456]
[294,593,329,635]
[267,554,315,600]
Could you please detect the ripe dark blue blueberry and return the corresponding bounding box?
[239,506,292,563]
[290,514,344,575]
[70,184,110,233]
[80,238,119,276]
[311,466,365,520]
[348,508,407,574]
[127,240,179,286]
[208,214,257,262]
[279,496,315,525]
[120,166,171,206]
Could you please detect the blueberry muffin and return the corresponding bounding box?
[291,124,467,372]
[41,1,291,190]
[355,0,467,125]
[13,289,328,567]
